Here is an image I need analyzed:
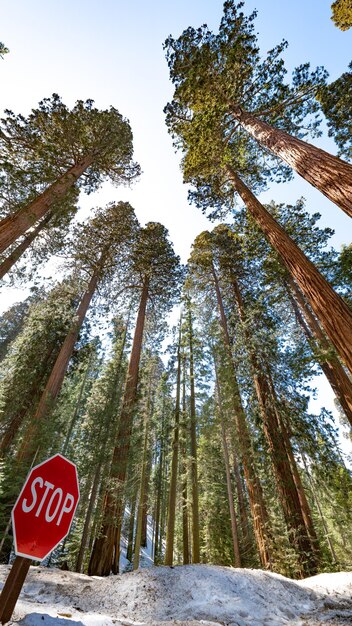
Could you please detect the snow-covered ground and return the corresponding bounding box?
[0,564,351,626]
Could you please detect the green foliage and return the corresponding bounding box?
[164,0,327,208]
[331,0,352,30]
[317,62,352,160]
[0,43,9,58]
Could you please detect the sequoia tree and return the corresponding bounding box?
[89,223,181,576]
[164,1,352,216]
[0,95,140,253]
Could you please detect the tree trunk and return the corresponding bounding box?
[300,451,338,564]
[187,303,200,563]
[287,277,352,427]
[62,353,93,455]
[231,273,318,576]
[231,106,352,217]
[212,264,272,569]
[0,212,53,279]
[153,396,166,563]
[75,459,103,573]
[181,356,190,565]
[88,276,149,576]
[214,366,241,568]
[231,443,251,552]
[126,492,137,563]
[16,267,101,464]
[225,165,352,376]
[164,318,182,566]
[0,343,58,456]
[0,155,94,254]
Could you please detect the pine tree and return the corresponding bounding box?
[331,0,352,30]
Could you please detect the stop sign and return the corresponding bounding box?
[11,454,80,561]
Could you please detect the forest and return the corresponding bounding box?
[0,0,351,589]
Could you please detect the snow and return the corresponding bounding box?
[1,564,352,626]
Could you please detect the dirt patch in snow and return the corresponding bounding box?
[0,564,351,626]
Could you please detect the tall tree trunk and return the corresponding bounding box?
[88,277,149,576]
[186,302,200,563]
[212,264,272,569]
[287,277,352,427]
[0,343,58,456]
[0,155,94,254]
[133,360,155,570]
[62,353,93,455]
[214,365,241,568]
[225,165,352,376]
[181,356,190,565]
[75,459,103,573]
[153,395,166,563]
[164,319,182,566]
[230,106,352,217]
[231,442,251,552]
[0,212,53,279]
[231,273,318,576]
[300,451,338,564]
[126,492,137,563]
[16,267,101,464]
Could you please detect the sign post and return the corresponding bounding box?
[0,454,79,624]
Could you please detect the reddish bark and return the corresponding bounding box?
[88,277,149,576]
[0,213,52,280]
[287,278,352,428]
[0,155,94,254]
[231,106,352,218]
[16,267,101,463]
[231,274,318,575]
[225,165,352,376]
[212,264,272,569]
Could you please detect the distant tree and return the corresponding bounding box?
[89,222,182,576]
[0,43,9,59]
[331,0,352,30]
[0,95,140,253]
[318,62,352,161]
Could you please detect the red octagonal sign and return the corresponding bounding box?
[11,454,80,561]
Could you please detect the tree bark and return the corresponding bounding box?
[0,213,53,280]
[231,273,318,576]
[225,165,352,376]
[187,303,200,563]
[212,264,272,569]
[214,365,241,568]
[16,266,101,464]
[287,277,352,427]
[88,276,149,576]
[181,356,190,565]
[230,106,352,217]
[164,318,182,566]
[0,155,94,254]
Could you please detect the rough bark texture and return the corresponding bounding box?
[231,274,318,576]
[16,268,100,464]
[187,305,201,563]
[88,277,149,576]
[181,358,190,565]
[164,320,182,566]
[225,165,352,376]
[0,212,52,280]
[212,264,272,569]
[287,277,352,427]
[0,156,94,254]
[231,106,352,217]
[215,367,241,568]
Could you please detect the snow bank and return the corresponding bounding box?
[0,564,351,626]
